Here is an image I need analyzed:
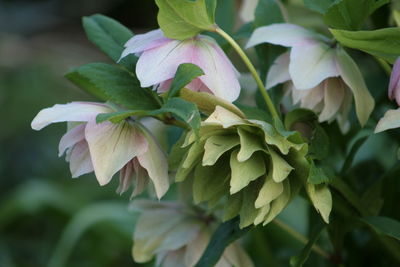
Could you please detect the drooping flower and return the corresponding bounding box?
[173,105,332,227]
[388,57,400,106]
[375,58,400,133]
[31,102,169,199]
[120,29,241,102]
[131,200,254,267]
[246,23,375,131]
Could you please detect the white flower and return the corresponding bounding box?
[31,102,169,198]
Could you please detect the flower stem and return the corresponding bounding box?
[215,27,280,120]
[273,218,330,260]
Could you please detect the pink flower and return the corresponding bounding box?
[246,23,374,130]
[389,57,400,106]
[120,29,241,102]
[31,102,169,199]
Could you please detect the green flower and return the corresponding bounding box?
[174,106,314,228]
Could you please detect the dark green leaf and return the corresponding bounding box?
[309,125,330,161]
[324,0,390,30]
[303,0,337,14]
[195,217,251,267]
[307,161,331,185]
[66,63,160,110]
[82,14,134,63]
[361,216,400,241]
[284,109,317,130]
[167,63,204,98]
[235,103,272,122]
[340,134,369,174]
[331,27,400,63]
[290,221,326,267]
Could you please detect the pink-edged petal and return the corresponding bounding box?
[58,124,86,157]
[120,29,171,60]
[31,102,111,130]
[136,125,169,199]
[375,108,400,133]
[157,79,173,93]
[246,23,323,49]
[186,78,213,94]
[136,39,192,87]
[194,36,241,102]
[389,57,400,106]
[319,78,345,122]
[289,42,339,90]
[336,47,374,126]
[69,140,94,178]
[266,52,291,89]
[85,120,148,186]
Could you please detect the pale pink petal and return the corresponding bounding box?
[136,40,193,87]
[319,78,345,122]
[194,36,241,102]
[85,120,148,186]
[300,84,324,110]
[184,228,211,266]
[186,78,213,94]
[31,102,111,130]
[58,124,86,157]
[159,250,186,267]
[289,42,339,90]
[223,242,254,267]
[389,57,400,106]
[69,140,94,178]
[266,52,291,89]
[136,125,169,199]
[157,79,173,93]
[130,159,149,198]
[246,23,323,49]
[375,108,400,133]
[117,160,134,195]
[120,29,170,60]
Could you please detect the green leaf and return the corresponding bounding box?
[284,109,317,130]
[340,132,370,174]
[268,148,293,183]
[157,97,201,134]
[307,161,331,185]
[309,125,330,161]
[290,221,326,267]
[66,63,160,110]
[303,0,337,14]
[324,0,389,30]
[194,217,250,267]
[203,135,240,166]
[361,216,400,241]
[167,63,204,98]
[306,184,332,223]
[155,0,216,40]
[331,27,400,64]
[82,14,134,62]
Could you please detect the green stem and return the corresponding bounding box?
[273,218,330,260]
[215,27,280,120]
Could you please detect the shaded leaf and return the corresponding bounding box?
[168,63,205,98]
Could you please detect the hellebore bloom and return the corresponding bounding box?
[246,23,375,131]
[31,102,169,199]
[131,200,254,267]
[388,57,400,106]
[375,58,400,133]
[174,106,332,227]
[120,29,241,102]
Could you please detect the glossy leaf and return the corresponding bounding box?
[361,216,400,241]
[167,63,205,98]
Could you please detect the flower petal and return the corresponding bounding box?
[266,52,291,89]
[389,57,400,106]
[120,29,169,59]
[289,42,339,90]
[69,140,94,178]
[85,120,148,186]
[58,124,86,157]
[319,78,345,122]
[31,102,111,130]
[240,0,258,22]
[136,125,170,199]
[246,23,323,49]
[194,36,241,102]
[135,39,192,87]
[336,47,374,126]
[299,84,324,110]
[375,108,400,133]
